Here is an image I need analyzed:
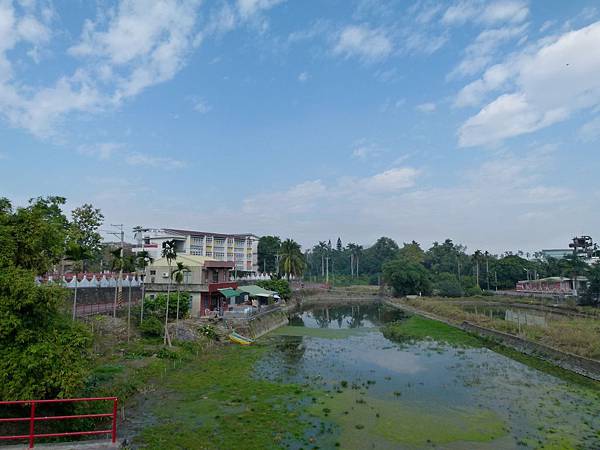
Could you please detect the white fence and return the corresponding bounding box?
[36,273,142,289]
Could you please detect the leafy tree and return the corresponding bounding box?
[491,255,531,289]
[0,266,91,400]
[424,239,469,276]
[361,237,400,276]
[581,264,600,306]
[336,237,343,252]
[397,241,425,265]
[257,236,281,273]
[279,239,306,281]
[6,197,70,274]
[382,258,432,297]
[68,204,104,268]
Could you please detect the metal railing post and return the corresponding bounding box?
[29,402,36,448]
[111,399,117,443]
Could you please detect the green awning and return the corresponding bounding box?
[218,288,244,298]
[238,285,277,297]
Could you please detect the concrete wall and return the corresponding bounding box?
[71,286,142,305]
[227,309,289,339]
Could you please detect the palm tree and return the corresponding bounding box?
[161,239,177,346]
[279,239,306,281]
[135,250,153,324]
[317,241,328,277]
[172,261,190,338]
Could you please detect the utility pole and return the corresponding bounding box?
[495,271,498,291]
[107,224,124,318]
[275,253,281,276]
[325,257,330,285]
[485,251,490,291]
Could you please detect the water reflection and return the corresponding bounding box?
[257,304,600,449]
[464,305,565,327]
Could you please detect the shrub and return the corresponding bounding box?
[464,285,483,296]
[256,279,291,299]
[435,272,463,297]
[142,292,191,319]
[382,258,432,296]
[199,325,217,340]
[139,316,163,337]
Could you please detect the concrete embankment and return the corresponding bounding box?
[226,309,289,339]
[385,299,600,382]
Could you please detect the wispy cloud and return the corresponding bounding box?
[125,152,187,169]
[333,25,393,62]
[192,98,212,114]
[416,102,436,113]
[297,71,309,82]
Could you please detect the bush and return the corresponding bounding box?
[139,316,163,337]
[464,285,483,296]
[199,325,217,340]
[257,279,291,299]
[435,272,463,297]
[142,292,191,319]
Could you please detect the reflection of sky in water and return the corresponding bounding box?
[255,305,600,448]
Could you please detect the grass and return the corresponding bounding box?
[134,343,322,450]
[399,297,600,360]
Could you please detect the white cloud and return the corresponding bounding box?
[458,21,600,147]
[193,98,212,114]
[78,142,123,160]
[125,152,186,169]
[579,116,600,142]
[237,0,284,20]
[450,24,528,78]
[442,0,529,26]
[297,71,309,82]
[237,150,584,252]
[416,102,436,113]
[351,144,382,160]
[333,25,392,61]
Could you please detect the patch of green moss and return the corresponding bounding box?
[136,343,321,449]
[310,390,506,448]
[382,315,482,347]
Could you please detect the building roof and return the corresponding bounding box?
[218,288,244,298]
[238,285,278,297]
[163,228,259,239]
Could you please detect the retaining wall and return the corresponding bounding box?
[227,309,289,339]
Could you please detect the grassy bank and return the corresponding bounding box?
[391,297,600,361]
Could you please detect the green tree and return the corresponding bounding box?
[68,204,104,269]
[382,258,432,297]
[256,278,291,299]
[161,239,177,346]
[172,261,191,336]
[257,236,281,273]
[581,264,600,306]
[361,237,400,276]
[336,237,343,252]
[397,241,425,265]
[279,239,306,281]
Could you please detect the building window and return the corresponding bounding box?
[212,271,219,283]
[150,270,156,275]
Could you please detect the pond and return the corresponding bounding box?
[256,303,600,449]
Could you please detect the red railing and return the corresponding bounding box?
[0,397,118,448]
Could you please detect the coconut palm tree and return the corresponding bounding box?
[172,261,190,338]
[161,239,177,346]
[279,239,306,281]
[135,250,153,324]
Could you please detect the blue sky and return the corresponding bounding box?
[1,0,599,252]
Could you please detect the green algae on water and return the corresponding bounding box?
[383,315,482,347]
[310,389,506,449]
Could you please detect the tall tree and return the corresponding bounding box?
[279,239,306,281]
[257,236,281,273]
[336,237,343,252]
[382,258,432,297]
[161,239,177,346]
[397,241,425,265]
